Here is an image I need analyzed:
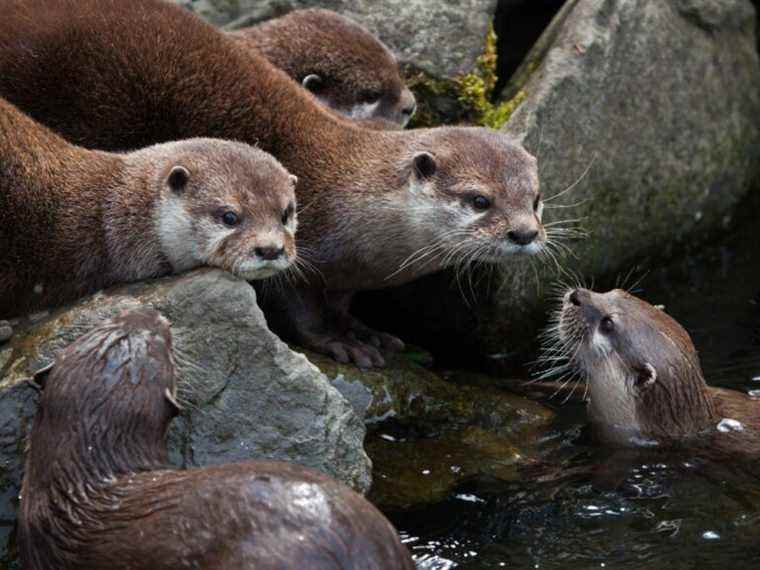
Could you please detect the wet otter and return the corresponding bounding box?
[229,9,416,126]
[0,96,298,322]
[548,288,760,456]
[18,309,415,569]
[0,0,546,368]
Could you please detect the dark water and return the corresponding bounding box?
[386,210,760,569]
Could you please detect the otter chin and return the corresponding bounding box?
[548,288,760,456]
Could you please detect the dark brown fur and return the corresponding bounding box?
[0,0,544,367]
[0,96,297,320]
[19,310,415,570]
[553,288,760,457]
[230,9,416,126]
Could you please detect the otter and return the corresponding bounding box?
[548,287,760,457]
[0,0,546,368]
[0,96,298,322]
[229,9,416,126]
[18,309,415,569]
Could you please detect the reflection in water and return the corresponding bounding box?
[386,209,760,568]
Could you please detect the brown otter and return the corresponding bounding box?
[18,309,415,569]
[0,0,547,368]
[0,96,298,322]
[547,287,760,456]
[229,9,416,126]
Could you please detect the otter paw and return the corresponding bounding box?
[345,320,405,352]
[324,338,386,369]
[0,320,13,343]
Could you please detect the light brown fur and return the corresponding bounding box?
[0,0,545,367]
[0,97,297,320]
[229,9,416,126]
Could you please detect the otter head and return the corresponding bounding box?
[241,9,416,127]
[554,288,716,448]
[30,309,178,480]
[392,128,544,277]
[154,139,298,281]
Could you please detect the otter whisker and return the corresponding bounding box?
[543,155,597,204]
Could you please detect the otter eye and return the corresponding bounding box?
[533,193,542,211]
[302,74,323,93]
[600,316,615,333]
[221,211,240,227]
[362,90,382,103]
[472,195,491,211]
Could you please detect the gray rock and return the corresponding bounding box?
[0,269,371,553]
[174,0,497,80]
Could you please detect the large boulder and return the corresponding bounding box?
[0,269,370,560]
[485,0,760,351]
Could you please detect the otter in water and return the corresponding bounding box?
[0,96,297,322]
[18,309,415,570]
[0,0,547,367]
[547,287,760,457]
[229,9,416,126]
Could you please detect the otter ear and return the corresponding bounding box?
[635,362,657,390]
[167,166,190,193]
[29,362,54,391]
[288,174,298,188]
[165,387,182,417]
[413,152,437,180]
[302,74,323,93]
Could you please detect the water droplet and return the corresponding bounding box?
[748,389,760,399]
[702,530,720,540]
[421,469,431,475]
[455,494,485,504]
[717,418,744,433]
[380,433,396,442]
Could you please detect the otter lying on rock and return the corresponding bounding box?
[547,287,760,457]
[230,9,416,127]
[0,0,547,368]
[0,96,298,323]
[19,310,415,570]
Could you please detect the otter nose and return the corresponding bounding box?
[507,229,539,246]
[569,289,582,306]
[255,246,284,261]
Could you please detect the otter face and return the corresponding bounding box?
[554,288,711,447]
[155,142,298,281]
[401,129,545,269]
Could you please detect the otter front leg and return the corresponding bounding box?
[326,291,405,353]
[261,285,398,368]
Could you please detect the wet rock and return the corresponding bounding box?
[0,269,371,554]
[306,349,553,431]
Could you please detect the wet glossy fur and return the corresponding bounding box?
[19,310,415,570]
[553,288,760,457]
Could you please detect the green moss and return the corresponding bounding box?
[457,26,527,129]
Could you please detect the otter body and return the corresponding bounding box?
[0,97,297,320]
[230,9,416,126]
[19,310,415,569]
[551,288,760,457]
[0,0,546,367]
